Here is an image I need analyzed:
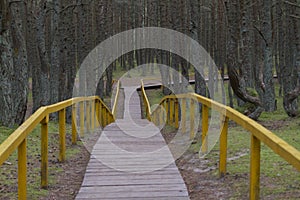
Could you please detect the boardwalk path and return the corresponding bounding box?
[76,86,189,199]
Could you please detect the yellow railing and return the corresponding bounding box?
[140,80,300,200]
[141,80,152,121]
[0,96,115,200]
[112,80,121,119]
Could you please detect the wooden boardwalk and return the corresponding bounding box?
[76,86,189,199]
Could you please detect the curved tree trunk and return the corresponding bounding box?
[225,0,263,120]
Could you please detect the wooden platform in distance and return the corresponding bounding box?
[76,86,190,199]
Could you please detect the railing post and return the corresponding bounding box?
[110,112,113,124]
[59,108,66,162]
[181,99,186,133]
[175,99,179,129]
[86,101,90,132]
[109,113,113,124]
[190,99,195,139]
[72,105,77,145]
[250,134,261,200]
[219,115,228,177]
[18,138,27,200]
[95,100,100,128]
[80,101,84,137]
[152,112,156,125]
[146,106,151,121]
[202,105,209,153]
[91,100,95,131]
[143,94,146,119]
[170,99,174,126]
[156,109,159,126]
[165,99,169,125]
[99,103,103,128]
[41,115,49,188]
[103,107,106,127]
[159,107,163,126]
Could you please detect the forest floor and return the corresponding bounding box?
[146,87,300,200]
[1,80,299,199]
[162,119,299,200]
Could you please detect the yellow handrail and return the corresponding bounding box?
[112,80,121,119]
[0,96,114,199]
[140,80,300,200]
[141,80,152,120]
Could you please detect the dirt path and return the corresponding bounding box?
[161,130,233,200]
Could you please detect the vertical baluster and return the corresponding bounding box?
[190,99,195,139]
[72,105,77,144]
[80,101,84,137]
[219,115,228,177]
[41,115,49,188]
[159,106,163,126]
[170,99,174,126]
[165,99,169,125]
[175,99,179,129]
[250,134,261,200]
[95,100,100,128]
[18,139,27,200]
[91,100,95,131]
[86,101,90,132]
[99,103,102,128]
[181,99,186,133]
[59,108,66,162]
[103,107,107,127]
[202,105,209,152]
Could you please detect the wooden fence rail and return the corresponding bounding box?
[0,80,120,200]
[140,80,300,200]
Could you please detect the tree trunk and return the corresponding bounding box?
[159,0,171,95]
[32,0,51,111]
[105,0,114,96]
[77,0,90,96]
[50,0,61,104]
[189,0,207,97]
[282,0,300,116]
[0,0,28,127]
[240,0,254,88]
[261,0,276,111]
[225,0,263,120]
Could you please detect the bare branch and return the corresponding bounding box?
[284,0,300,8]
[253,25,268,46]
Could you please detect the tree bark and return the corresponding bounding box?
[225,0,263,120]
[0,0,28,127]
[260,0,276,111]
[190,0,207,97]
[282,0,300,116]
[159,0,171,95]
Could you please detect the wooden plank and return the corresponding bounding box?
[76,86,189,199]
[76,190,188,199]
[84,170,182,176]
[76,197,188,200]
[82,177,185,185]
[78,184,187,193]
[83,174,186,181]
